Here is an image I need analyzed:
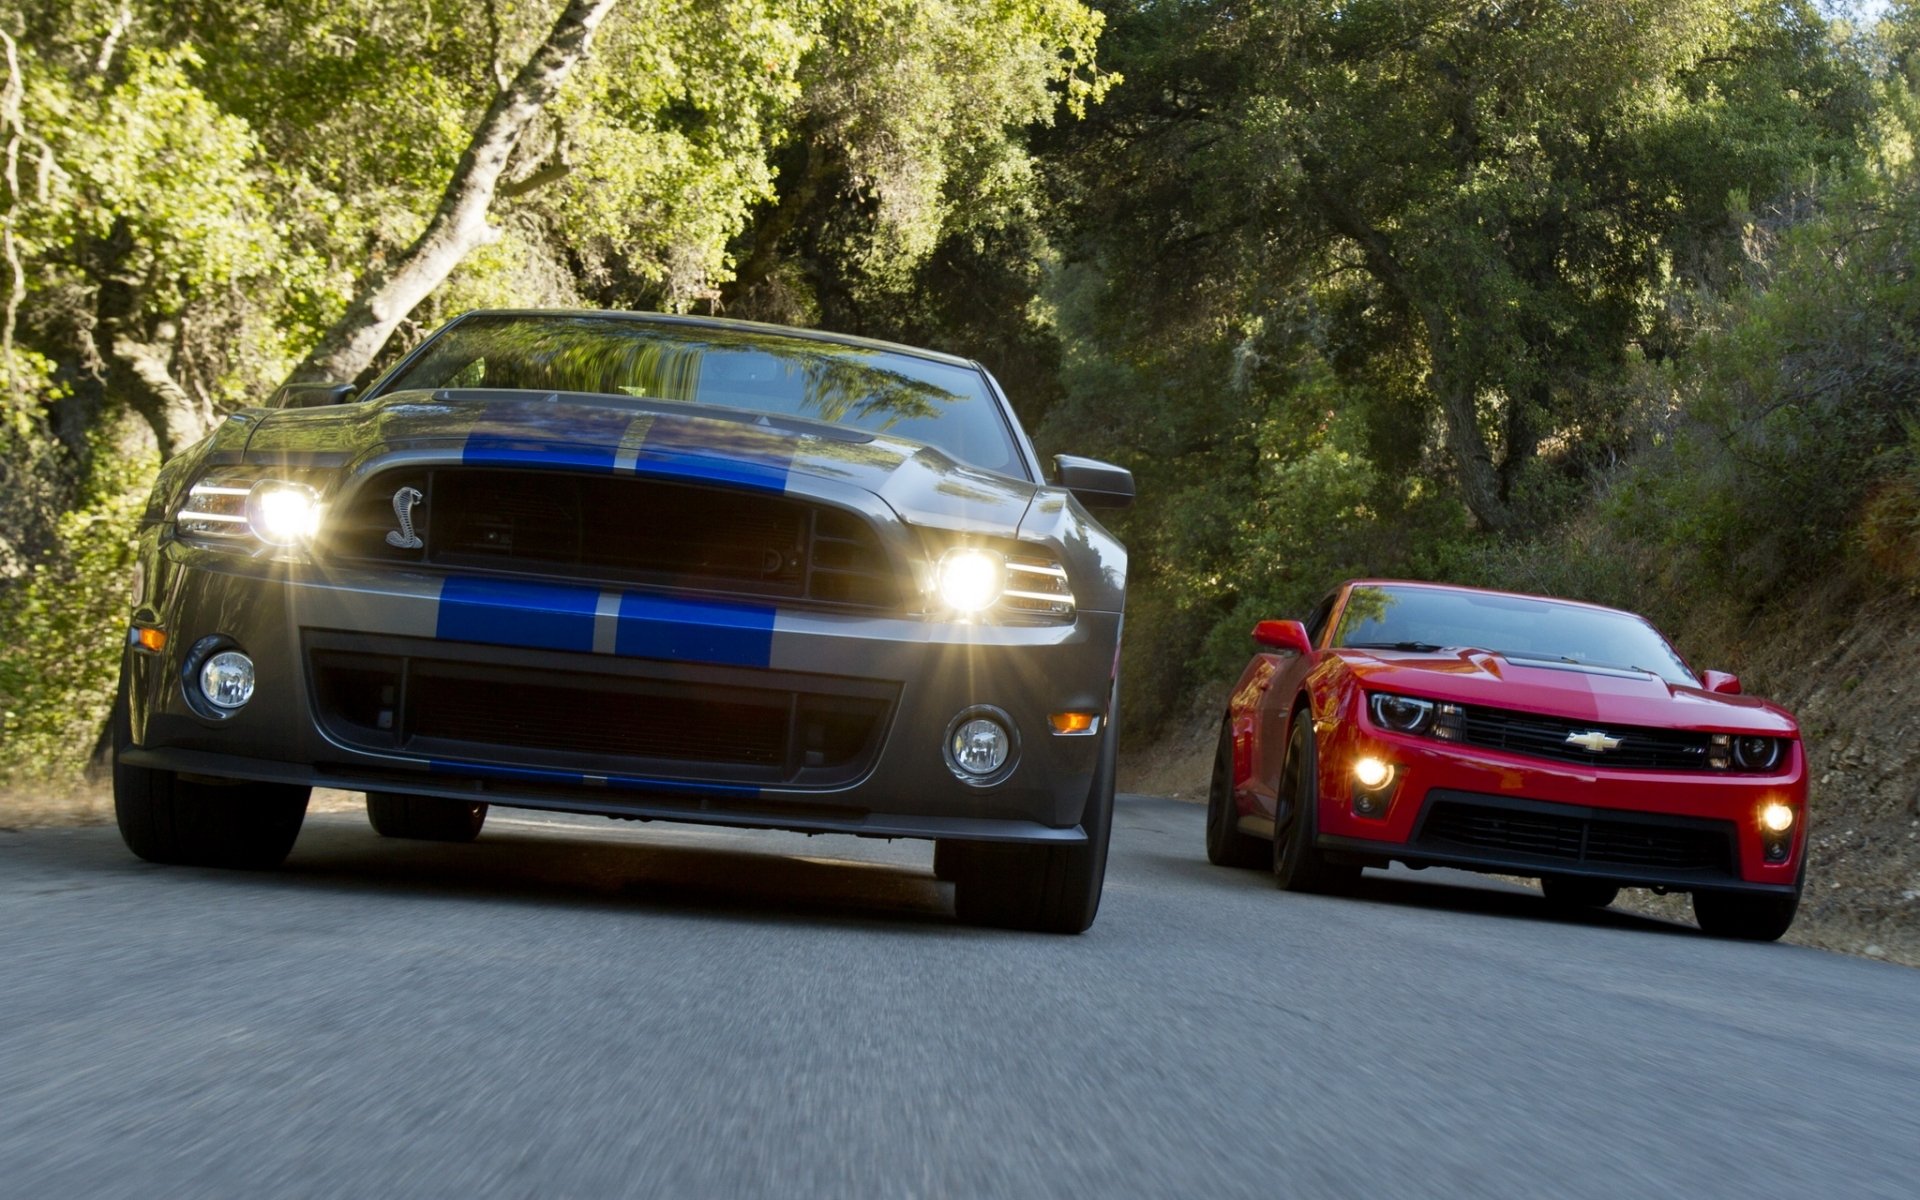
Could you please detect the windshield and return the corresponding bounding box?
[375,313,1027,476]
[1332,584,1697,686]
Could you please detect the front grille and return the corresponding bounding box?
[1452,704,1714,770]
[309,646,892,786]
[1415,794,1735,875]
[325,468,898,610]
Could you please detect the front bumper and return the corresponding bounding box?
[1310,721,1808,891]
[123,538,1119,843]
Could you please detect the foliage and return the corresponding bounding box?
[0,436,152,782]
[1041,0,1894,727]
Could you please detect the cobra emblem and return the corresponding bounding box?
[385,486,425,549]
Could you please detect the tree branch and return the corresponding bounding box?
[285,0,622,387]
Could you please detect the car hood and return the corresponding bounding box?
[241,390,1039,537]
[1338,647,1798,735]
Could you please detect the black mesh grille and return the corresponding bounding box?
[326,468,897,610]
[1454,704,1714,770]
[310,649,890,785]
[1417,795,1734,874]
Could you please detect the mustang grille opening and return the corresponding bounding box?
[309,649,891,786]
[326,469,898,610]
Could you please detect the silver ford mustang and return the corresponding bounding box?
[113,311,1131,932]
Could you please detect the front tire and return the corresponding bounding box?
[1692,885,1800,942]
[1272,713,1360,894]
[366,793,488,843]
[948,689,1119,934]
[112,695,309,869]
[1205,717,1267,869]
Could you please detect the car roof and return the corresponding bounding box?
[445,309,982,371]
[1339,578,1649,622]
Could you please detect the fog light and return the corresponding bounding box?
[1353,756,1392,790]
[199,650,256,710]
[950,718,1010,776]
[1761,802,1794,833]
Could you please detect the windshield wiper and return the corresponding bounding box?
[1345,641,1447,653]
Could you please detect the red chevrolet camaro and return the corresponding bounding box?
[1205,580,1807,940]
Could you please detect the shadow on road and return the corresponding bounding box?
[301,819,958,930]
[31,813,963,933]
[1135,846,1697,938]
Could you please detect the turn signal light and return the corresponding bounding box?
[131,625,168,652]
[1048,712,1097,735]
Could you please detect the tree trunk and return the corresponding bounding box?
[1306,175,1516,533]
[284,0,622,387]
[722,139,834,314]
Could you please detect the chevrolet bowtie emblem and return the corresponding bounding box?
[1565,730,1623,753]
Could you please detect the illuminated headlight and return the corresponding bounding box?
[936,548,1004,613]
[177,467,328,550]
[933,547,1075,622]
[246,482,322,546]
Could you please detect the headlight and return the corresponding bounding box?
[1731,735,1783,772]
[176,467,328,550]
[933,546,1075,622]
[936,548,1004,613]
[1369,692,1435,734]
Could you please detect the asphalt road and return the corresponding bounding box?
[1,794,1914,1199]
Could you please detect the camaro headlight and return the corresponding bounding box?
[176,467,328,550]
[1732,735,1783,772]
[1712,733,1786,772]
[1369,692,1435,734]
[933,546,1075,622]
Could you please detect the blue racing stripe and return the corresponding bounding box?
[614,592,775,667]
[436,577,599,652]
[463,438,619,471]
[461,398,637,471]
[428,758,761,799]
[629,417,796,494]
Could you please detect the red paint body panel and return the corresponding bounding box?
[1223,580,1809,888]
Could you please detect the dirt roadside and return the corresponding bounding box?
[1120,594,1920,968]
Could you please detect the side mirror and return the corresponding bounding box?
[1701,670,1742,696]
[269,382,358,409]
[1053,454,1135,510]
[1252,619,1312,655]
